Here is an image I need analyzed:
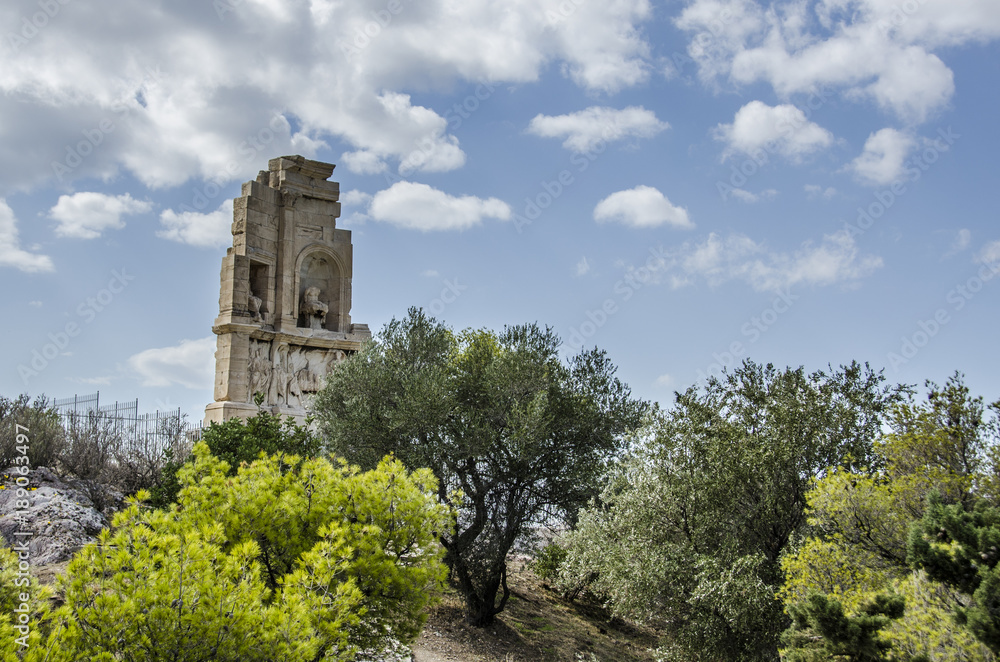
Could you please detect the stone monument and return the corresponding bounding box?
[204,155,370,424]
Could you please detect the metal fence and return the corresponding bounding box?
[55,392,203,460]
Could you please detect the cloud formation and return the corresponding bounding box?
[0,200,54,273]
[666,229,883,292]
[127,337,216,389]
[369,181,511,231]
[674,0,997,123]
[527,106,668,153]
[158,199,234,249]
[850,128,915,185]
[0,0,657,192]
[593,186,693,228]
[715,101,833,161]
[48,192,152,239]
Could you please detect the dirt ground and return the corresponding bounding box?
[411,561,658,662]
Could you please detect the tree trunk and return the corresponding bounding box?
[462,566,510,627]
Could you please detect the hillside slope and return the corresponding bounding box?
[412,561,658,662]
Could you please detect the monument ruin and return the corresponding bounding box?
[204,155,370,424]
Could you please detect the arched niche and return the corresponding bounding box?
[295,247,344,331]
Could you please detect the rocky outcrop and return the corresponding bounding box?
[0,466,121,565]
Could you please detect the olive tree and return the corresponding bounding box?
[558,360,905,661]
[314,308,648,626]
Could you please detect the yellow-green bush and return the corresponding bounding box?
[2,443,450,661]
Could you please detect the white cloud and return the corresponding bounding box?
[340,150,388,175]
[674,0,995,124]
[527,106,668,153]
[422,269,440,278]
[339,189,373,226]
[654,374,674,389]
[730,188,777,203]
[850,128,915,185]
[157,199,233,249]
[127,337,216,389]
[70,375,114,386]
[398,132,466,175]
[805,184,837,199]
[341,189,372,207]
[976,240,1000,266]
[546,0,654,93]
[369,181,511,231]
[943,228,971,258]
[670,229,882,292]
[593,185,693,229]
[0,200,54,273]
[715,101,833,161]
[49,192,152,239]
[0,1,658,191]
[575,256,591,276]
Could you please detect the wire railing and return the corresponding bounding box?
[55,392,203,461]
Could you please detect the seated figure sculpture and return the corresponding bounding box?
[301,286,328,330]
[248,293,263,323]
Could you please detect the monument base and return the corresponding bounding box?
[203,401,311,426]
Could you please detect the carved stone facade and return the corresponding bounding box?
[204,156,370,424]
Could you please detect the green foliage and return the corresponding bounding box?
[199,407,320,470]
[781,373,1000,661]
[884,570,993,661]
[12,445,448,661]
[315,308,648,626]
[150,408,320,507]
[0,394,65,469]
[0,547,50,658]
[532,543,569,583]
[909,495,1000,654]
[781,593,905,662]
[559,360,902,661]
[147,443,187,508]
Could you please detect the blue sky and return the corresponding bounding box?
[2,0,999,422]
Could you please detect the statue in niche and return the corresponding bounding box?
[301,286,328,330]
[247,340,271,403]
[248,293,263,323]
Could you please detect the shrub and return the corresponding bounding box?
[150,407,318,508]
[0,394,65,469]
[532,543,568,583]
[13,444,449,661]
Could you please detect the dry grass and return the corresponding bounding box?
[412,560,658,662]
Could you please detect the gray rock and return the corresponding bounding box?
[0,466,122,565]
